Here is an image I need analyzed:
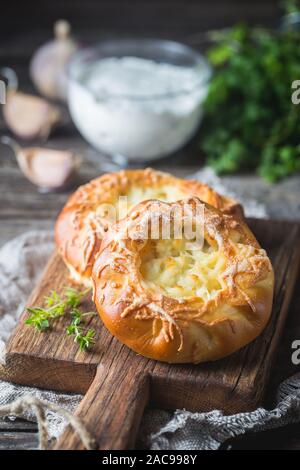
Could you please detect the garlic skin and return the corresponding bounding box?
[17,147,80,191]
[3,90,61,140]
[1,137,81,192]
[30,20,78,102]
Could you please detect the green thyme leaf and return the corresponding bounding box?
[25,308,50,331]
[67,287,91,306]
[44,290,61,307]
[76,329,95,351]
[25,286,95,352]
[66,309,96,351]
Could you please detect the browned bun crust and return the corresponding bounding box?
[92,198,274,364]
[55,168,243,286]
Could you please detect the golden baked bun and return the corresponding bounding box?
[55,168,242,286]
[92,198,274,364]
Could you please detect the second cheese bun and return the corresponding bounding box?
[55,168,243,286]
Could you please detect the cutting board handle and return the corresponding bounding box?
[54,361,150,450]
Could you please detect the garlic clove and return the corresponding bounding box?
[18,147,80,191]
[3,90,61,140]
[1,136,81,192]
[30,20,78,102]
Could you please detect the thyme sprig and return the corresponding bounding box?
[25,287,96,351]
[66,308,96,351]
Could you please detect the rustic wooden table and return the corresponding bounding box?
[1,14,300,447]
[0,122,300,449]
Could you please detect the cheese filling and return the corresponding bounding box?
[140,237,227,301]
[116,184,187,220]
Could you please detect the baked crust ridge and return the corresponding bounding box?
[92,198,274,364]
[55,168,243,286]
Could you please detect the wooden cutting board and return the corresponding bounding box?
[0,218,299,450]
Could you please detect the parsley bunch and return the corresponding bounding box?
[25,287,96,351]
[201,0,300,182]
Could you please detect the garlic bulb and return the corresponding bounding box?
[1,136,81,192]
[1,67,62,140]
[30,20,78,102]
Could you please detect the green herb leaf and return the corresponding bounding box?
[25,308,50,331]
[201,3,300,182]
[76,329,95,351]
[44,290,61,307]
[25,286,95,351]
[64,287,90,308]
[66,308,96,351]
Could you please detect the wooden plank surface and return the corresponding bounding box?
[1,218,299,448]
[1,123,300,449]
[1,145,300,451]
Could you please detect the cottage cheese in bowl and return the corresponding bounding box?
[68,41,211,162]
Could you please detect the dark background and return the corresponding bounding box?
[0,0,282,65]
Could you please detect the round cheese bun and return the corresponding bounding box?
[92,198,274,364]
[55,168,242,286]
